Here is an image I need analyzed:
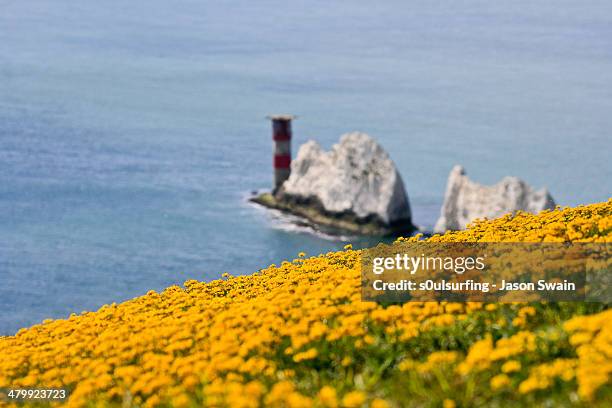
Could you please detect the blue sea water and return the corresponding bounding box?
[1,0,611,334]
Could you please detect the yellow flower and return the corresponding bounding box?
[490,374,511,390]
[342,391,366,408]
[398,359,416,371]
[442,399,456,408]
[318,386,338,408]
[287,392,313,408]
[418,351,459,373]
[265,381,295,405]
[293,348,318,362]
[370,399,390,408]
[341,356,353,367]
[501,360,521,373]
[172,394,191,408]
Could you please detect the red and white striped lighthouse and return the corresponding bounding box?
[268,114,295,193]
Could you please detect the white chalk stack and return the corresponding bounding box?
[279,132,413,228]
[434,165,556,233]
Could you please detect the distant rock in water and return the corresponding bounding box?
[434,165,556,233]
[252,132,415,236]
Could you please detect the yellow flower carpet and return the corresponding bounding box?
[1,200,611,407]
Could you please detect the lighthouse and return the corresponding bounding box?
[268,115,295,193]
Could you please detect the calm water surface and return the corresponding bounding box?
[1,0,611,334]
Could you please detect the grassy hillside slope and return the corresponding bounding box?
[1,200,611,407]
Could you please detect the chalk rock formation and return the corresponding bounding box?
[434,165,556,233]
[260,132,414,235]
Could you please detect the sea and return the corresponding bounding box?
[1,0,611,334]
